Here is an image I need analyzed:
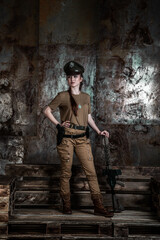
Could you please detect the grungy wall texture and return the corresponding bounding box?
[95,0,160,166]
[0,0,39,173]
[0,0,160,174]
[24,0,99,165]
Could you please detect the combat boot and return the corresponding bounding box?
[60,193,72,214]
[91,194,114,217]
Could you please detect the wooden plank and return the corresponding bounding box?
[0,236,7,240]
[14,191,151,210]
[21,175,151,183]
[114,225,128,237]
[0,188,10,197]
[0,196,9,202]
[0,185,10,190]
[113,209,157,217]
[46,223,61,234]
[0,214,8,222]
[5,235,160,240]
[16,179,150,193]
[62,236,160,240]
[99,223,113,235]
[5,164,61,177]
[114,222,160,237]
[15,191,60,205]
[6,234,110,240]
[0,201,9,212]
[72,192,151,210]
[0,176,14,186]
[10,209,159,222]
[8,209,112,222]
[14,204,60,210]
[115,193,151,210]
[5,164,160,179]
[13,209,156,217]
[0,197,9,210]
[0,195,9,221]
[0,223,8,235]
[151,177,160,217]
[59,236,111,240]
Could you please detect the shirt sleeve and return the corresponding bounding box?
[47,93,61,112]
[88,95,91,114]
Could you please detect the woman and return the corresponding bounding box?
[43,61,113,217]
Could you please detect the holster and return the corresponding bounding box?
[86,126,89,138]
[56,124,65,146]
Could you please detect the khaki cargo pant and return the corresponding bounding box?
[57,128,101,196]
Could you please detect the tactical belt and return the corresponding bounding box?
[65,122,87,130]
[63,132,86,139]
[56,124,89,145]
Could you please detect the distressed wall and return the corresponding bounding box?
[0,0,39,173]
[0,0,160,174]
[25,0,99,164]
[95,0,160,166]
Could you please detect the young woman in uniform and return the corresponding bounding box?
[43,61,113,217]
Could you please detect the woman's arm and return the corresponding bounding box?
[88,114,109,138]
[43,106,71,128]
[43,106,60,126]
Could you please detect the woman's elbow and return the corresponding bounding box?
[43,106,51,115]
[88,114,92,121]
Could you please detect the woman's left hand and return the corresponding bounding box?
[98,130,109,138]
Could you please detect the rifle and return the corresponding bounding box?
[102,136,125,213]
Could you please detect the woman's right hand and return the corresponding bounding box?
[61,120,71,128]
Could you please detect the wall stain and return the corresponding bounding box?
[123,22,153,47]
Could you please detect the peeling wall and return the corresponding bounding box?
[0,0,160,174]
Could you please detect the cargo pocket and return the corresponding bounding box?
[57,139,70,162]
[86,138,93,161]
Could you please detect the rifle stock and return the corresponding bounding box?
[102,136,124,212]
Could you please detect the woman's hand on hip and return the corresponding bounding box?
[98,130,109,138]
[61,120,71,128]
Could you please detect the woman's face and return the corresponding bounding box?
[67,74,83,88]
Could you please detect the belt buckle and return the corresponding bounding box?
[70,135,74,139]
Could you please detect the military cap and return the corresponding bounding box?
[63,61,84,75]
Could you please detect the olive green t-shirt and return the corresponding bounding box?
[47,91,91,126]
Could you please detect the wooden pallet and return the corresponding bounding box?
[8,209,112,238]
[8,164,153,212]
[7,209,160,239]
[2,164,160,239]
